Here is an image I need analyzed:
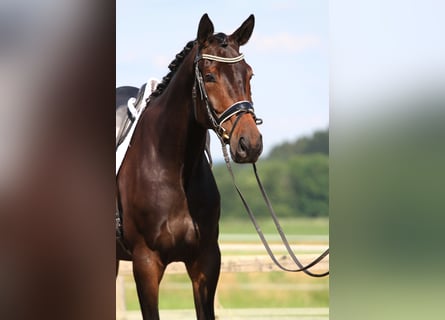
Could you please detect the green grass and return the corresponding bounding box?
[220,217,328,237]
[125,272,329,310]
[219,217,329,246]
[217,272,329,309]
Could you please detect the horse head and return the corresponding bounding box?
[193,14,263,163]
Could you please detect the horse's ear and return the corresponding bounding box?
[197,13,214,45]
[231,14,255,46]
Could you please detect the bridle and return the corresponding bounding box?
[193,51,262,144]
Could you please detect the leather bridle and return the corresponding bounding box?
[193,52,262,144]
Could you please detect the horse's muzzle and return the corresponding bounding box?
[231,134,263,163]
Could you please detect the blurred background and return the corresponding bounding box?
[331,1,445,319]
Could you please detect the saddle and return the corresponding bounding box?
[116,80,159,149]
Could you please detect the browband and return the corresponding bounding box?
[196,53,245,64]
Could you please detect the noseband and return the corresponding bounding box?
[193,52,262,144]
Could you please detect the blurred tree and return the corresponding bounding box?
[213,127,329,219]
[268,128,329,159]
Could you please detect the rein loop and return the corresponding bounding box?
[220,142,329,277]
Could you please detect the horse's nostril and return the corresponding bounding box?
[239,137,247,152]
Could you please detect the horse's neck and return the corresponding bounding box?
[138,55,207,176]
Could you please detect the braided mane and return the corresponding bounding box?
[150,40,196,98]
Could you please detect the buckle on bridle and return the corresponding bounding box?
[216,101,262,144]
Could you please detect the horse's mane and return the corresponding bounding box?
[150,40,196,98]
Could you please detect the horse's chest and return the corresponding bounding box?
[154,213,200,260]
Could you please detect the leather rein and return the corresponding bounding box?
[193,51,329,277]
[221,150,330,277]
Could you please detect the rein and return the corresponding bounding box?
[220,144,329,277]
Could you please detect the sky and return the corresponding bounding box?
[116,0,328,162]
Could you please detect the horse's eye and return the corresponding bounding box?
[204,73,216,83]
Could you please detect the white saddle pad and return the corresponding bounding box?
[116,79,158,175]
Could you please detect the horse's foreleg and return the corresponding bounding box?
[186,243,221,320]
[132,247,165,320]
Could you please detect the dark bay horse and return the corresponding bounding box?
[116,14,262,319]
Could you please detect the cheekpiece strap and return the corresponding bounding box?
[193,51,262,144]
